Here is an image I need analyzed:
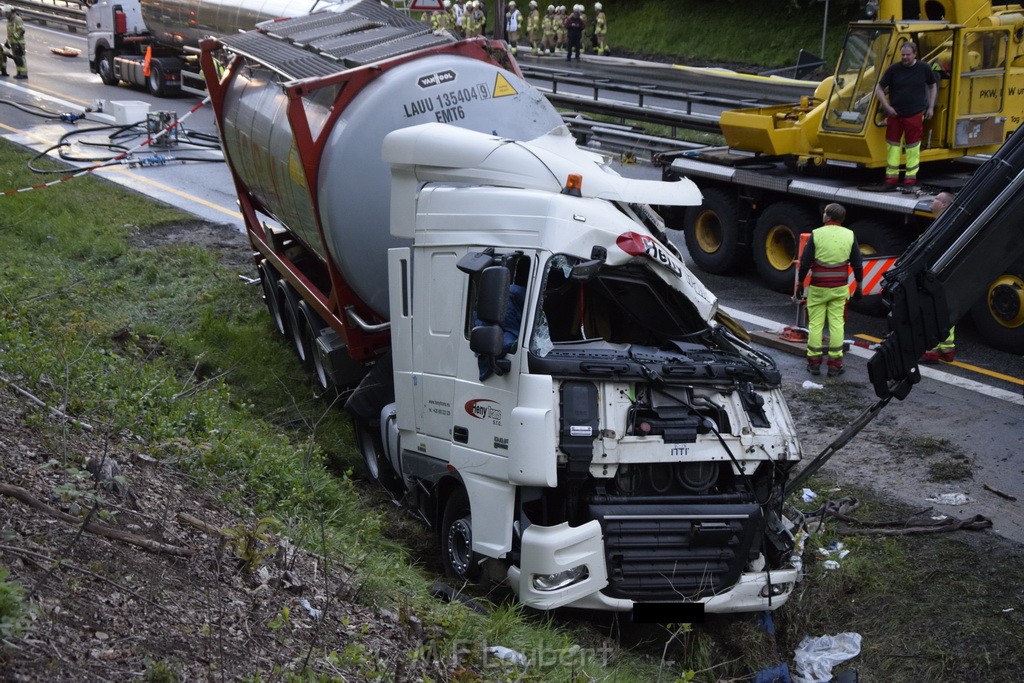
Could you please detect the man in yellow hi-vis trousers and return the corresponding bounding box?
[797,203,864,377]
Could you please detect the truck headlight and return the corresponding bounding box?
[532,564,589,591]
[760,582,793,598]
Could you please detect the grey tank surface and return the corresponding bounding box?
[216,2,564,318]
[139,0,342,48]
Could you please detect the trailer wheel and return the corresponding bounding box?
[258,261,286,336]
[147,64,166,97]
[970,263,1024,354]
[441,488,482,583]
[352,418,403,494]
[98,49,118,86]
[278,280,311,368]
[753,202,817,293]
[682,187,746,274]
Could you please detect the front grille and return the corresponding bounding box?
[590,502,763,600]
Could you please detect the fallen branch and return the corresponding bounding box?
[0,372,94,432]
[0,482,196,557]
[838,514,992,536]
[984,483,1018,502]
[177,511,230,538]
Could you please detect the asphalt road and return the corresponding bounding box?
[4,23,1023,542]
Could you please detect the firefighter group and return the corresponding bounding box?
[422,1,608,58]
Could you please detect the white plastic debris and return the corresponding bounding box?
[487,646,528,666]
[793,632,862,683]
[298,598,322,620]
[802,380,824,390]
[822,560,841,570]
[926,493,970,506]
[802,488,818,503]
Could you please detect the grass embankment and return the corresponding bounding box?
[0,142,749,679]
[607,0,859,69]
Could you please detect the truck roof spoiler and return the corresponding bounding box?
[383,122,702,213]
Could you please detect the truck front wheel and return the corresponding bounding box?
[682,187,746,274]
[971,263,1024,354]
[352,419,403,494]
[98,49,118,86]
[441,488,482,583]
[753,202,817,293]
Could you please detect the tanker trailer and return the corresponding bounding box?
[201,0,804,615]
[86,0,345,96]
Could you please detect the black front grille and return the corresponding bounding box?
[590,502,763,600]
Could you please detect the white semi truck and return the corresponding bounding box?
[199,0,803,615]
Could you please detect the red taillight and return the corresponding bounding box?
[114,10,126,34]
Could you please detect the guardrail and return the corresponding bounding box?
[8,0,86,32]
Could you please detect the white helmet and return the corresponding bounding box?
[594,2,601,9]
[547,4,554,10]
[443,0,451,6]
[1,5,12,14]
[530,0,537,6]
[509,0,515,6]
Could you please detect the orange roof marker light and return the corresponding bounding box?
[561,173,583,197]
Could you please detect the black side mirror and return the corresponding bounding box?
[476,265,511,324]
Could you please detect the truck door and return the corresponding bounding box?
[409,249,462,453]
[950,27,1010,148]
[452,254,533,461]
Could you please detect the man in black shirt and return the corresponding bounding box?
[874,41,937,187]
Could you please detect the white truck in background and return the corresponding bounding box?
[199,0,804,616]
[85,0,339,96]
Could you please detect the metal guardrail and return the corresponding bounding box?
[8,0,86,32]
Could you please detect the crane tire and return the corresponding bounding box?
[682,187,747,274]
[970,263,1024,354]
[753,201,818,293]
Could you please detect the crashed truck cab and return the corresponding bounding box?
[382,123,804,613]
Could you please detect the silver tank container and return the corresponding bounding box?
[218,55,564,318]
[140,0,337,47]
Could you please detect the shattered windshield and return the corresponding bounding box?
[529,254,780,385]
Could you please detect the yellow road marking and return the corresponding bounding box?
[855,334,1024,386]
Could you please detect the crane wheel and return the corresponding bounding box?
[971,267,1024,354]
[753,202,817,293]
[682,187,746,274]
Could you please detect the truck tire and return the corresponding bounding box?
[682,187,746,274]
[98,49,118,86]
[753,202,818,293]
[297,300,331,393]
[352,418,403,494]
[277,280,311,368]
[848,218,909,315]
[147,64,166,97]
[441,488,482,583]
[258,261,286,336]
[970,262,1024,354]
[849,217,909,257]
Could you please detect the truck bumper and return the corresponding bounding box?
[507,519,797,613]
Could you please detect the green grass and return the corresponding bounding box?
[0,140,755,680]
[607,0,862,68]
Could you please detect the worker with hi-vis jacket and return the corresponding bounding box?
[797,203,864,377]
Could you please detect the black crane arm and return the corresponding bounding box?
[867,125,1024,400]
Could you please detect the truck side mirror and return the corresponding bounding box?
[476,265,510,324]
[470,325,505,356]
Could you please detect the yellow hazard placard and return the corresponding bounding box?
[492,73,518,98]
